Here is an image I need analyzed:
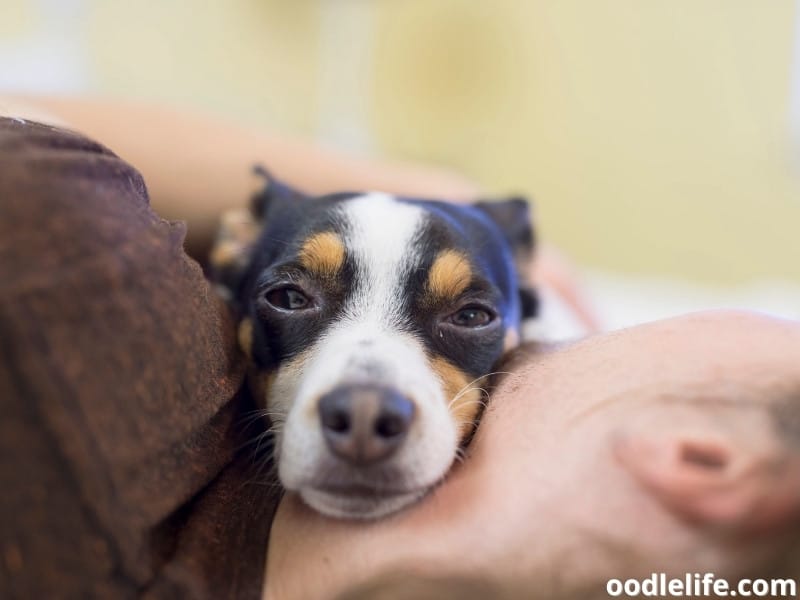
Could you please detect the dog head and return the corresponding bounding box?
[212,168,537,518]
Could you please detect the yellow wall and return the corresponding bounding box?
[86,0,322,134]
[3,0,799,283]
[368,1,800,283]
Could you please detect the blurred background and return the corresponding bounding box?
[2,0,799,327]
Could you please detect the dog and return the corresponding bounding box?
[210,167,538,519]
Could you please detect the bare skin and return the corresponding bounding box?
[265,311,800,599]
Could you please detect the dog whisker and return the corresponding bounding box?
[446,371,511,409]
[236,409,287,433]
[236,432,271,454]
[253,432,275,457]
[237,413,273,429]
[239,459,282,492]
[448,387,491,410]
[462,371,512,388]
[449,398,489,414]
[235,420,284,454]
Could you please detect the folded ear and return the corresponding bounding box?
[473,197,535,261]
[249,165,306,219]
[614,433,800,537]
[473,197,538,320]
[210,165,305,305]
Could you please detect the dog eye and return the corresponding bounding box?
[265,287,311,311]
[449,306,494,328]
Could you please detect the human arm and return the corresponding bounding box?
[0,94,478,258]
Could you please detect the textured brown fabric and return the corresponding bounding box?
[0,118,278,599]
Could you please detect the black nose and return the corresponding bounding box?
[318,385,415,465]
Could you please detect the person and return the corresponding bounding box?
[0,98,579,600]
[266,311,800,599]
[0,97,796,600]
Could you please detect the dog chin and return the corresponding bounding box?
[299,486,427,520]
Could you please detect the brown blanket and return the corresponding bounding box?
[0,117,277,599]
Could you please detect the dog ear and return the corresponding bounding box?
[474,197,538,320]
[210,165,305,305]
[473,197,534,255]
[249,165,306,220]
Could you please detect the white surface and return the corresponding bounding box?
[529,272,800,343]
[0,0,89,93]
[584,271,800,331]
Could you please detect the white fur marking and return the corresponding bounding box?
[340,193,423,325]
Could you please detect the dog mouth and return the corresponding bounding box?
[299,483,430,519]
[291,461,439,519]
[315,482,422,497]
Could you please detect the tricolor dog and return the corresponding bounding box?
[211,169,538,519]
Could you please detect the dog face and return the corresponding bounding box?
[212,171,537,519]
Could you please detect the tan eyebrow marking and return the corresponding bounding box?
[427,249,472,301]
[299,231,346,277]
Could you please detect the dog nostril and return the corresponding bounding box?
[374,394,414,439]
[319,389,353,435]
[374,414,403,438]
[324,409,350,434]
